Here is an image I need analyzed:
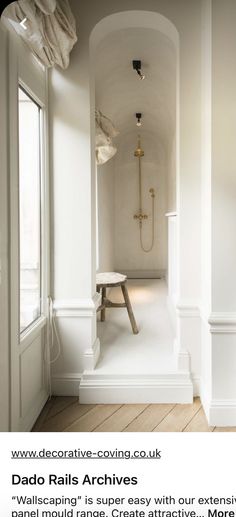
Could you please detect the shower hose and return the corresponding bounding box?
[139,189,155,253]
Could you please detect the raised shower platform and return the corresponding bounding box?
[79,372,193,404]
[117,269,166,279]
[79,279,193,404]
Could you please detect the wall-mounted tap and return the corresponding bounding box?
[134,212,148,221]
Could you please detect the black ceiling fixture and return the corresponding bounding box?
[132,60,145,80]
[136,113,142,127]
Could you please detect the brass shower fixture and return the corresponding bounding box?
[133,136,156,253]
[134,212,148,221]
[134,135,144,157]
[149,188,155,197]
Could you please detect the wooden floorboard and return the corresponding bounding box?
[35,402,95,432]
[183,407,214,432]
[32,397,236,432]
[32,397,55,432]
[65,404,122,432]
[94,404,148,432]
[46,396,78,420]
[123,404,175,432]
[153,398,201,432]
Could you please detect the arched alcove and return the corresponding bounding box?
[88,10,180,379]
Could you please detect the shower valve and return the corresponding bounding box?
[134,213,148,221]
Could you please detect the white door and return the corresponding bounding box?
[9,34,50,431]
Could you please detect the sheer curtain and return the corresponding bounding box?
[3,2,118,164]
[2,0,77,69]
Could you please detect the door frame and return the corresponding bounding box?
[8,30,50,431]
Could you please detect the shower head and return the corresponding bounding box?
[134,135,144,157]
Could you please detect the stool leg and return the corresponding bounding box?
[101,287,106,322]
[121,284,139,334]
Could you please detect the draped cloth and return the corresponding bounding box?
[95,110,119,165]
[2,0,77,69]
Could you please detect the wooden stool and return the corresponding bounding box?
[96,272,139,334]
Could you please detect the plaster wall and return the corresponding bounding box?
[167,135,176,213]
[200,0,236,424]
[50,0,203,395]
[200,0,212,410]
[211,0,236,313]
[210,0,236,410]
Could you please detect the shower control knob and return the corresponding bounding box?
[133,213,148,220]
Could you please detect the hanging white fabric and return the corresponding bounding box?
[95,110,119,165]
[2,0,77,69]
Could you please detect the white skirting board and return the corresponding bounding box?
[208,401,236,426]
[192,375,201,397]
[117,269,166,279]
[79,372,193,404]
[201,391,236,427]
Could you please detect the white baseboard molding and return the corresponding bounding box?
[201,386,236,426]
[192,375,201,396]
[51,373,82,396]
[209,400,236,426]
[117,269,166,279]
[79,372,193,404]
[203,398,236,427]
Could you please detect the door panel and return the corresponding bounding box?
[20,327,48,431]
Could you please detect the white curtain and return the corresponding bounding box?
[2,0,77,69]
[95,110,119,165]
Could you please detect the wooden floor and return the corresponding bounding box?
[33,397,236,432]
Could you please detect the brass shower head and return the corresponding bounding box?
[134,136,144,157]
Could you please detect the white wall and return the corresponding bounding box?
[200,0,212,413]
[114,132,167,275]
[167,134,176,212]
[97,159,115,273]
[50,0,203,397]
[200,0,236,425]
[199,0,236,425]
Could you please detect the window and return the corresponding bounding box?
[18,86,42,332]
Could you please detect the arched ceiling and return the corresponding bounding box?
[94,28,177,148]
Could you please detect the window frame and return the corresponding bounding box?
[18,84,43,335]
[17,77,49,345]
